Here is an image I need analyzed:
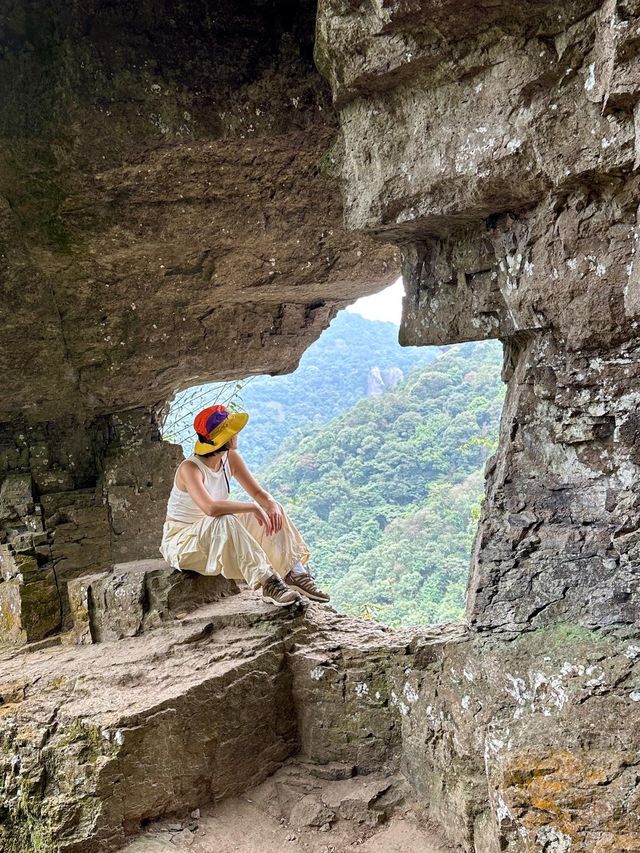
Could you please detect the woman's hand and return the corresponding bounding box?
[259,499,283,535]
[252,504,272,532]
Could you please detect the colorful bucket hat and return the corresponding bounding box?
[193,405,248,455]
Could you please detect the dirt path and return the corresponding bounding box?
[122,798,454,853]
[120,762,456,853]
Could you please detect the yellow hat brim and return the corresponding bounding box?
[194,411,248,454]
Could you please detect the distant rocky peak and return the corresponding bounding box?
[367,366,403,396]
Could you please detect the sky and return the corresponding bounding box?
[346,277,404,325]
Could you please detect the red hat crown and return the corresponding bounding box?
[194,405,229,439]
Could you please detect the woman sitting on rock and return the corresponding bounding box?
[160,404,330,607]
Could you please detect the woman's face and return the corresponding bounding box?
[228,434,238,450]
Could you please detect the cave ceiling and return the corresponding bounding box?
[0,0,397,424]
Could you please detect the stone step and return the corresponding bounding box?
[66,559,239,644]
[0,584,457,853]
[0,590,310,853]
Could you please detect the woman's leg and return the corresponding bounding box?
[163,515,274,589]
[236,504,310,579]
[237,506,330,602]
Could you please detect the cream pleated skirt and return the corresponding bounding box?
[159,505,310,589]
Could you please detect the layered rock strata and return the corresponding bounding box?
[1,1,640,851]
[1,569,638,852]
[0,410,184,641]
[316,0,640,634]
[314,0,640,848]
[0,570,414,853]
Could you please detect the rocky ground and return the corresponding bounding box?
[120,762,456,853]
[0,564,444,852]
[2,561,638,851]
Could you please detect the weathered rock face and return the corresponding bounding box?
[0,590,302,853]
[366,365,404,396]
[66,558,238,644]
[2,574,638,852]
[0,409,184,641]
[1,0,397,423]
[316,0,640,635]
[315,0,640,848]
[0,576,415,853]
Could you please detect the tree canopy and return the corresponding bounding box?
[258,339,505,627]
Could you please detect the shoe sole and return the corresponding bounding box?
[286,583,330,603]
[263,594,301,607]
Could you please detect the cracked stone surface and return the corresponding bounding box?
[1,583,639,852]
[2,1,640,851]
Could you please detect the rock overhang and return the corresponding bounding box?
[0,0,399,425]
[317,0,636,237]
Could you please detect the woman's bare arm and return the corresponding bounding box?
[180,460,269,525]
[228,450,282,533]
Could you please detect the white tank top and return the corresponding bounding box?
[166,454,230,523]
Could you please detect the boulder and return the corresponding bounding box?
[66,559,238,644]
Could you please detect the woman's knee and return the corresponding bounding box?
[201,514,242,532]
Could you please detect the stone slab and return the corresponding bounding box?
[0,591,308,853]
[67,559,239,644]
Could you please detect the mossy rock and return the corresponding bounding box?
[511,622,614,655]
[0,780,60,853]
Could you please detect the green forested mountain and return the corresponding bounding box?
[164,311,442,471]
[328,471,484,625]
[258,340,505,627]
